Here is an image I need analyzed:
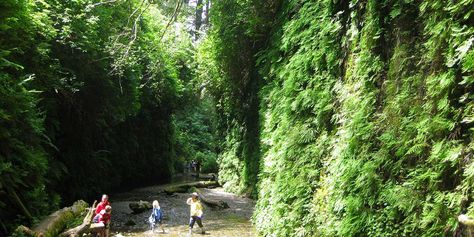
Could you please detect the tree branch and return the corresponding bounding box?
[86,0,120,10]
[159,0,183,42]
[139,0,183,88]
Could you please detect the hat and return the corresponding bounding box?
[191,192,199,197]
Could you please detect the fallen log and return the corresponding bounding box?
[200,195,229,209]
[190,173,218,181]
[13,200,89,237]
[164,181,219,195]
[194,181,219,188]
[59,200,97,237]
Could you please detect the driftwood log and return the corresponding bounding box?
[163,181,219,195]
[200,194,229,209]
[14,200,89,237]
[59,200,97,237]
[190,173,217,181]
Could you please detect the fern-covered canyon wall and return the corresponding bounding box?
[207,0,474,236]
[197,1,274,196]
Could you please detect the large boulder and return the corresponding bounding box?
[128,200,152,214]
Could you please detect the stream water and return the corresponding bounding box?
[107,174,257,237]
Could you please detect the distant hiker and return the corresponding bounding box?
[186,192,205,235]
[196,161,201,174]
[96,194,110,214]
[197,161,201,171]
[191,160,197,172]
[149,200,165,233]
[92,205,112,237]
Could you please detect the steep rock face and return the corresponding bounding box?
[210,0,474,236]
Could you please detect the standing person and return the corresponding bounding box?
[92,205,112,237]
[149,200,165,233]
[191,160,197,172]
[186,192,205,235]
[96,194,110,214]
[195,160,201,178]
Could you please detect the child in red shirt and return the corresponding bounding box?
[93,205,111,237]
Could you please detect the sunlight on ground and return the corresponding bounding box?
[111,218,256,237]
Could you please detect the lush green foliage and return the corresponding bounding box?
[0,0,59,232]
[0,0,199,234]
[208,0,474,236]
[3,0,474,236]
[199,0,279,196]
[174,50,219,174]
[174,96,218,173]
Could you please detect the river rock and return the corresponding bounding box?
[128,200,152,214]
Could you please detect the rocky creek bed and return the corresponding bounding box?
[108,177,256,237]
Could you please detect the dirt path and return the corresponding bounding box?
[108,177,256,237]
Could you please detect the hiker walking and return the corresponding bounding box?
[186,192,205,235]
[149,200,165,233]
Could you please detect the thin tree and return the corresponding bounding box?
[194,0,203,40]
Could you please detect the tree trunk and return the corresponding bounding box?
[194,0,203,39]
[7,186,32,220]
[34,200,89,237]
[13,200,89,237]
[59,201,97,237]
[203,0,210,26]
